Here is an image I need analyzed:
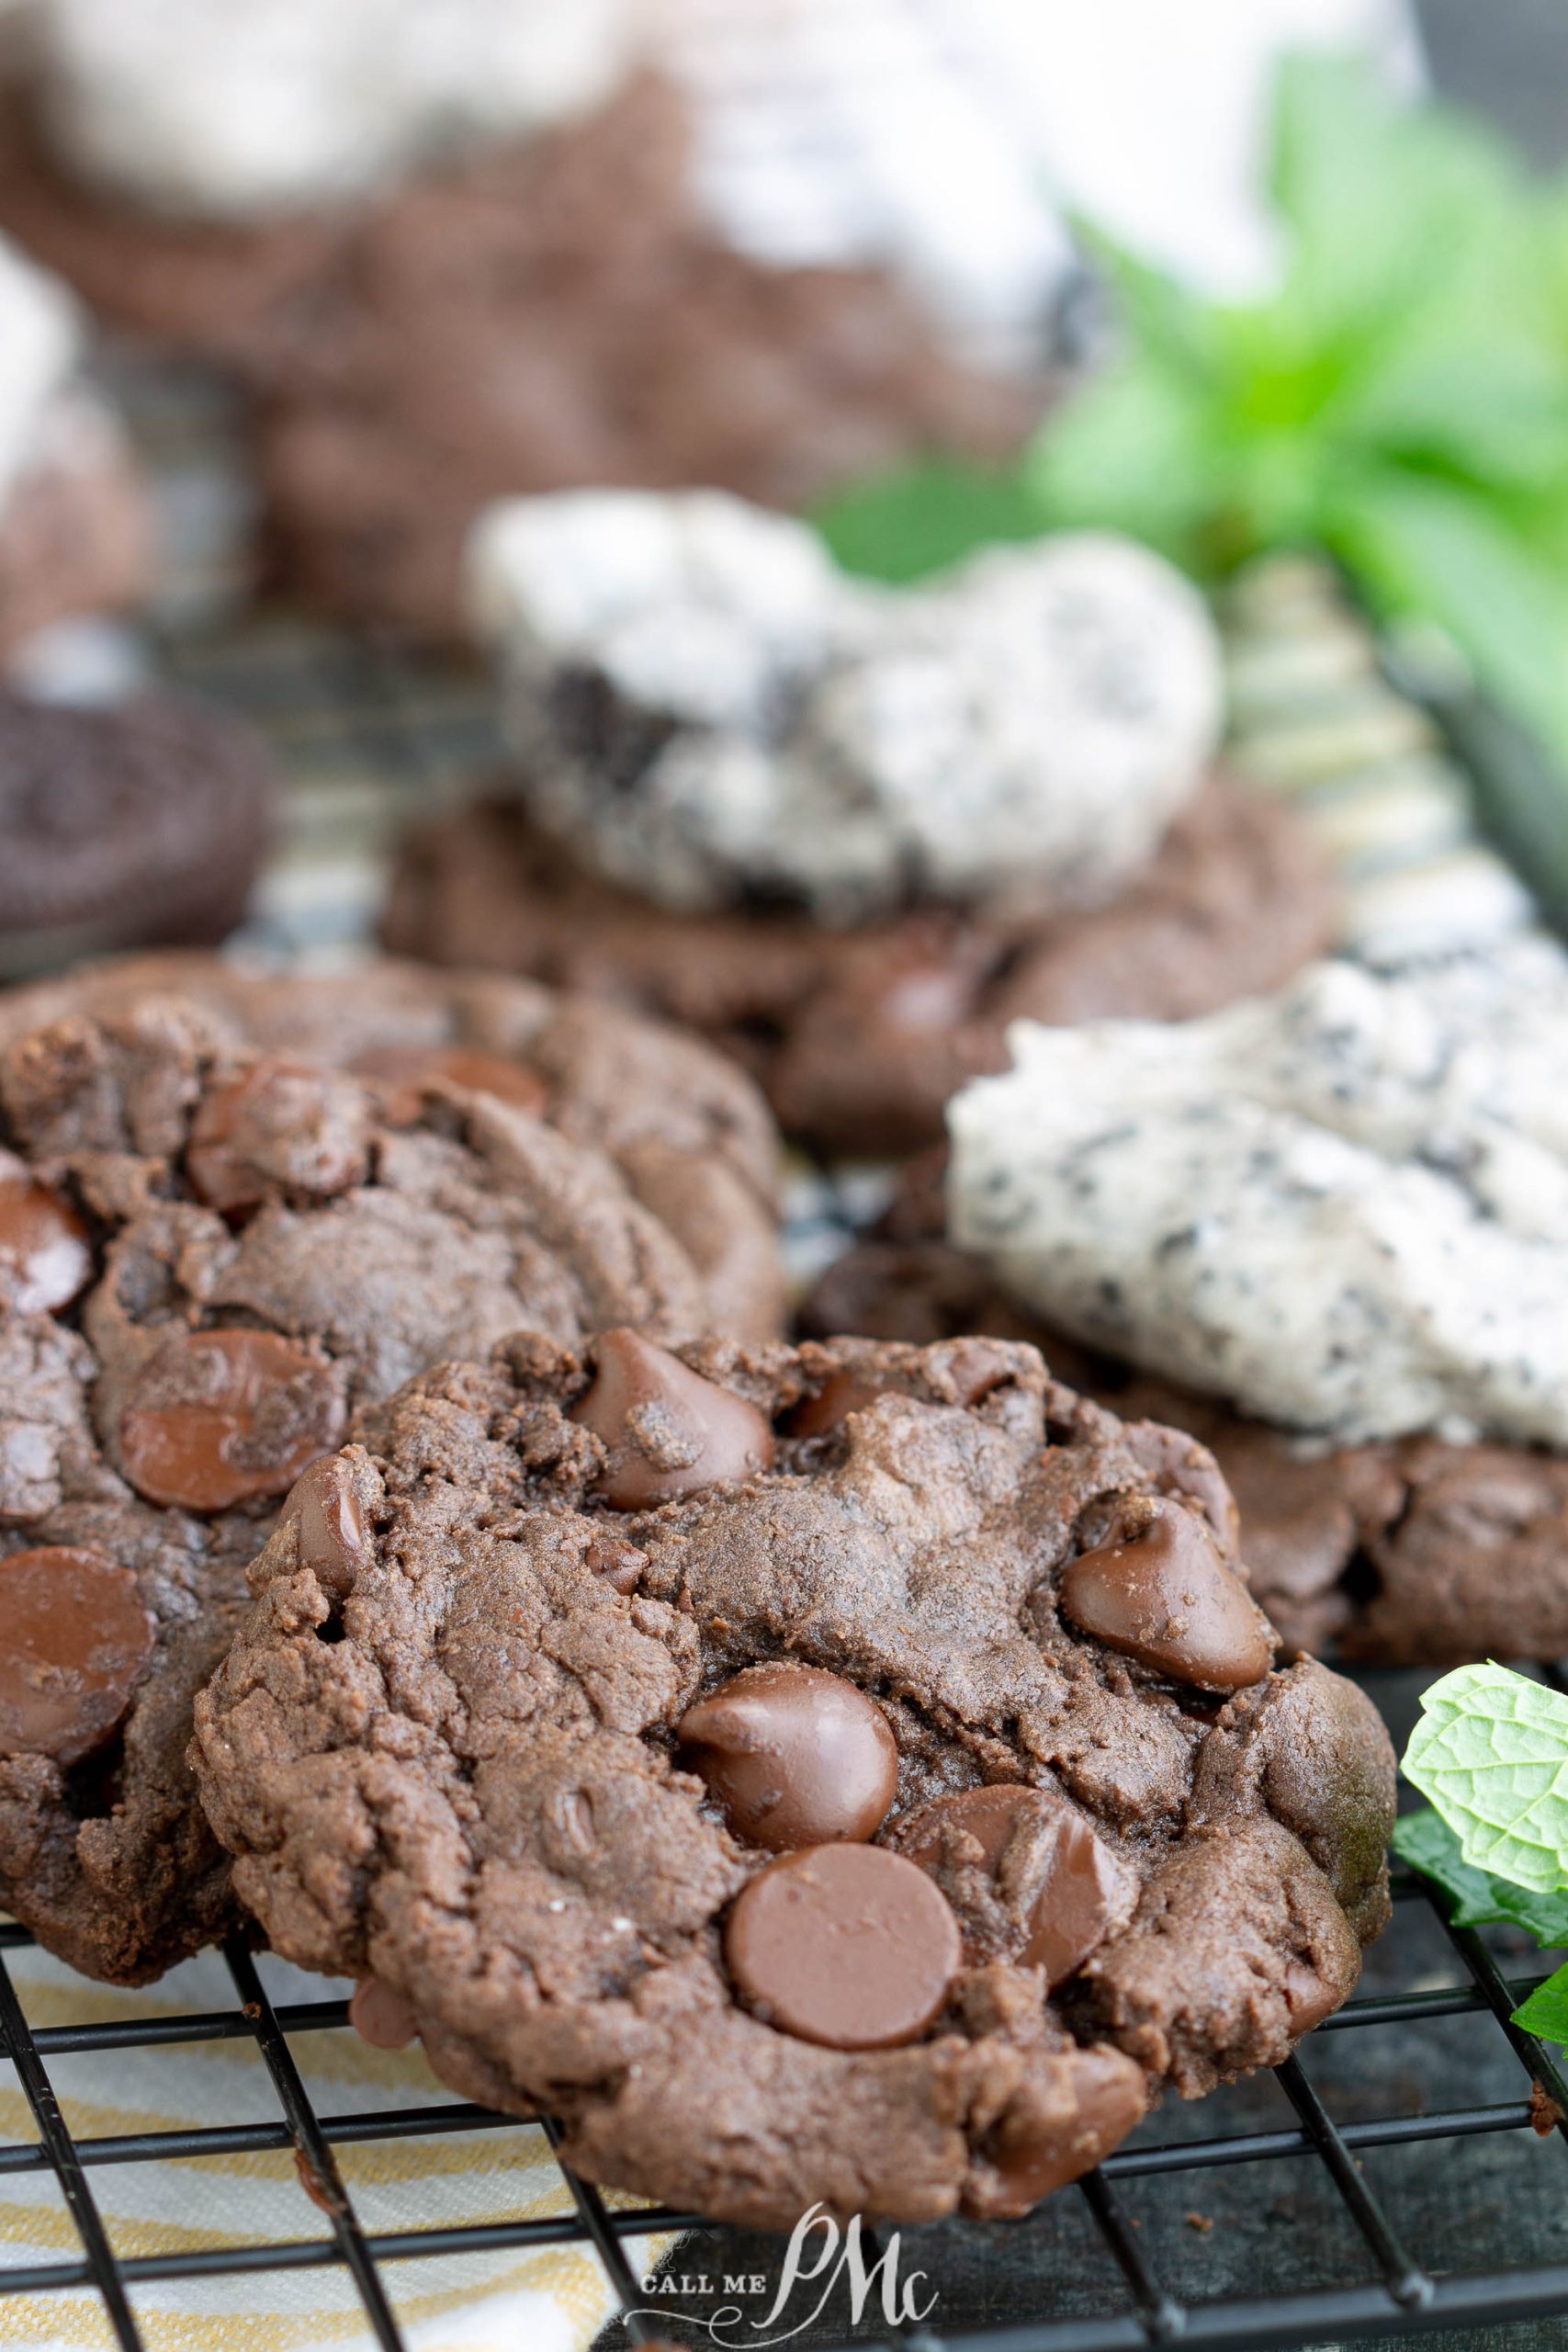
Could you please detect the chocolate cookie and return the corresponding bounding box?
[381,775,1334,1157]
[192,1329,1393,2225]
[0,81,1037,640]
[0,953,784,1342]
[802,1188,1568,1668]
[0,694,273,979]
[0,989,761,1981]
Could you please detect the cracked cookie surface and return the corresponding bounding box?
[193,1330,1393,2223]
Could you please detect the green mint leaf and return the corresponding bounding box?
[1512,1962,1568,2048]
[1393,1807,1568,1944]
[1327,472,1568,781]
[814,461,1048,583]
[1404,1664,1568,1894]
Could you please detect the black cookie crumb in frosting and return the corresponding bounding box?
[0,951,784,1343]
[193,1330,1393,2225]
[0,694,274,980]
[0,992,751,1982]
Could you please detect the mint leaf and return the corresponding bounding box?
[816,462,1048,583]
[1404,1664,1568,1894]
[1512,1962,1568,2048]
[1393,1807,1568,1944]
[1330,473,1568,779]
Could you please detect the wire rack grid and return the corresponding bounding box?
[5,1818,1568,2352]
[6,356,1568,2350]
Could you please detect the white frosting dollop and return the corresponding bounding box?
[468,490,1223,924]
[33,0,636,220]
[949,941,1568,1449]
[0,232,79,508]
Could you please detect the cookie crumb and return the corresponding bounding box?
[1529,2081,1563,2137]
[1185,2211,1214,2233]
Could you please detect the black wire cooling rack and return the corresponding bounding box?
[5,1796,1568,2352]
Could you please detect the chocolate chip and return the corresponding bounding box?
[584,1532,647,1594]
[186,1060,369,1214]
[789,1340,1011,1437]
[0,1546,155,1767]
[678,1665,898,1850]
[0,1148,91,1315]
[1059,1498,1275,1692]
[724,1843,960,2049]
[354,1046,548,1128]
[888,1784,1132,1985]
[280,1453,371,1600]
[349,1978,419,2050]
[979,2054,1148,2215]
[118,1329,346,1513]
[571,1329,774,1510]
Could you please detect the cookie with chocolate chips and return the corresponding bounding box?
[381,778,1333,1158]
[0,989,770,1983]
[0,950,784,1343]
[801,1165,1568,1667]
[193,1330,1393,2225]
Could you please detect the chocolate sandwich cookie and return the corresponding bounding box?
[0,952,784,1342]
[0,79,1035,640]
[0,989,752,1981]
[193,1329,1393,2225]
[0,695,273,979]
[383,776,1332,1158]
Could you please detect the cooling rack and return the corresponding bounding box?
[6,353,1568,2352]
[5,1770,1568,2352]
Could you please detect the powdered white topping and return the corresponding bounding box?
[0,232,79,510]
[949,942,1568,1447]
[468,490,1223,924]
[33,0,635,220]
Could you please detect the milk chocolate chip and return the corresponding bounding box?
[584,1532,647,1594]
[349,1978,419,2051]
[889,1784,1132,1986]
[186,1060,369,1214]
[678,1665,898,1850]
[355,1046,548,1127]
[1059,1498,1274,1692]
[119,1329,346,1512]
[0,1149,91,1315]
[725,1843,960,2049]
[979,2052,1149,2216]
[571,1329,774,1510]
[0,1546,155,1767]
[789,1340,1011,1437]
[280,1453,371,1599]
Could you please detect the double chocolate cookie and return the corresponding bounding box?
[193,1329,1393,2224]
[803,1174,1564,1667]
[382,778,1334,1159]
[0,694,273,979]
[0,953,784,1343]
[0,80,1036,640]
[0,988,771,1981]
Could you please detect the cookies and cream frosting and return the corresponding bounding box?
[949,942,1568,1448]
[468,490,1224,924]
[30,0,636,220]
[0,232,78,506]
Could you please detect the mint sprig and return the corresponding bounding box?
[1404,1663,1568,1893]
[1401,1665,1568,2050]
[816,52,1568,791]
